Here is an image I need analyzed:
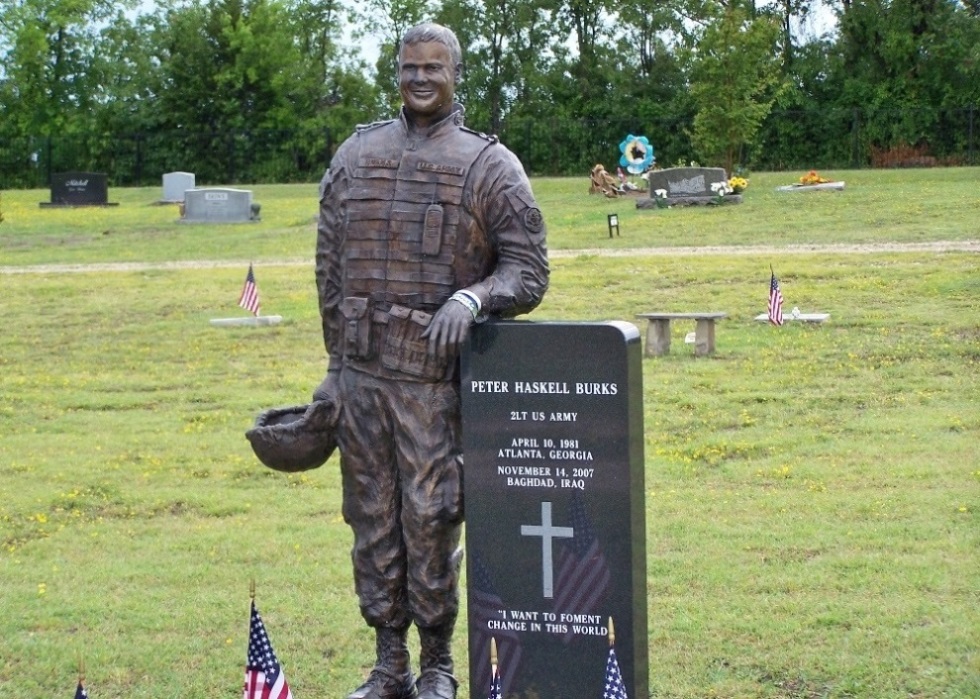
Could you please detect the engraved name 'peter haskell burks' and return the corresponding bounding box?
[470,380,619,395]
[473,378,618,492]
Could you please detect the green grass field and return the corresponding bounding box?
[1,169,978,698]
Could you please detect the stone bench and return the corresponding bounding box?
[635,312,727,357]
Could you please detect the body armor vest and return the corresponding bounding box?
[343,117,495,312]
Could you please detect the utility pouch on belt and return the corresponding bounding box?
[340,297,373,360]
[381,305,449,381]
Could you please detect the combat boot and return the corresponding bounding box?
[415,623,458,699]
[346,626,417,699]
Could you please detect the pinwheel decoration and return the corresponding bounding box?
[619,134,654,174]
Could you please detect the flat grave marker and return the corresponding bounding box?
[775,181,845,192]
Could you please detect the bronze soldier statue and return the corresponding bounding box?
[313,22,549,699]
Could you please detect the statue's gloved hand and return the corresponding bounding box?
[422,300,474,364]
[312,369,341,406]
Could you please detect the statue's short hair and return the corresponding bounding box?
[400,23,462,74]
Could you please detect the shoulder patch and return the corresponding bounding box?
[524,207,545,235]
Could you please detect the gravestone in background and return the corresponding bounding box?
[162,172,196,203]
[462,321,648,699]
[40,172,118,207]
[180,188,257,223]
[637,166,741,207]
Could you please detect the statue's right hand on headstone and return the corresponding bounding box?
[422,299,474,364]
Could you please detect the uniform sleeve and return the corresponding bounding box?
[468,145,549,318]
[315,139,355,363]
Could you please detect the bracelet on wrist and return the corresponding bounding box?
[449,291,480,319]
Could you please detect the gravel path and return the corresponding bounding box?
[2,240,977,275]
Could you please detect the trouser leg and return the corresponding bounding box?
[338,373,410,628]
[389,380,464,629]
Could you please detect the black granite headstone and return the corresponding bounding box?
[636,166,741,208]
[462,321,648,699]
[40,172,118,207]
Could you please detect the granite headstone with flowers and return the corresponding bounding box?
[636,166,743,208]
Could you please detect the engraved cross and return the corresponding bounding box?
[521,501,574,598]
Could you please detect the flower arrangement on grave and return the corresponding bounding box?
[653,188,670,209]
[618,134,655,175]
[728,176,749,193]
[799,170,831,185]
[710,180,734,201]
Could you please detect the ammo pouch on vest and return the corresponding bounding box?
[381,305,450,381]
[340,297,373,360]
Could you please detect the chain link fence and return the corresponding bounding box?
[1,106,975,188]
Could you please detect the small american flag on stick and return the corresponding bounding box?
[244,586,293,699]
[602,646,629,699]
[239,264,260,316]
[768,269,784,326]
[74,655,87,699]
[488,637,502,699]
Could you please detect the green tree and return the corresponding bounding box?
[90,12,166,137]
[356,0,433,114]
[435,0,556,134]
[148,0,305,132]
[284,0,383,127]
[760,0,815,70]
[830,0,980,158]
[544,0,619,116]
[608,0,694,166]
[0,0,136,138]
[687,5,783,173]
[118,0,362,180]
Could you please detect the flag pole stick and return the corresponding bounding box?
[490,636,498,696]
[78,653,85,685]
[250,578,256,601]
[608,616,615,647]
[252,262,260,318]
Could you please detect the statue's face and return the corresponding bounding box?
[398,41,458,127]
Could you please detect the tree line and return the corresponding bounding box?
[1,0,978,186]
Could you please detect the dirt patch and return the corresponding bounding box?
[548,240,980,259]
[1,241,977,275]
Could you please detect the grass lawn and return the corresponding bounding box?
[1,169,978,698]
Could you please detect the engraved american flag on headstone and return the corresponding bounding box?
[469,550,523,694]
[553,490,611,643]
